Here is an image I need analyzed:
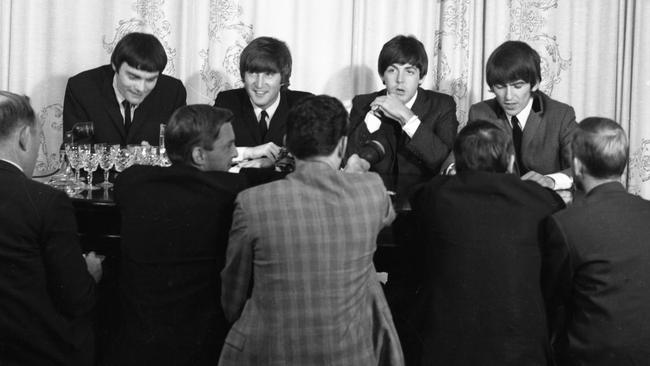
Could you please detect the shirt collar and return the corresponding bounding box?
[0,158,23,172]
[508,97,534,129]
[405,90,418,110]
[251,92,281,121]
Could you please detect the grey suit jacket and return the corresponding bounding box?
[220,162,404,366]
[542,182,650,365]
[468,91,577,176]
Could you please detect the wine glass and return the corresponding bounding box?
[77,144,92,189]
[98,150,115,187]
[66,145,84,191]
[83,151,101,190]
[114,148,135,174]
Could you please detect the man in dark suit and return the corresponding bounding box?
[63,32,186,146]
[214,36,311,169]
[219,95,403,366]
[455,40,577,191]
[542,117,650,365]
[411,121,565,365]
[0,91,102,366]
[347,35,458,185]
[110,105,247,366]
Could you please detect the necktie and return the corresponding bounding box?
[511,115,526,174]
[122,100,132,133]
[259,110,268,139]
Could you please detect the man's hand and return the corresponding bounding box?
[369,95,414,126]
[84,251,104,283]
[343,154,370,173]
[238,157,275,169]
[243,142,282,161]
[522,170,555,189]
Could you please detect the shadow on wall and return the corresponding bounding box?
[30,74,69,176]
[323,65,377,111]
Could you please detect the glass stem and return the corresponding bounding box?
[104,169,109,183]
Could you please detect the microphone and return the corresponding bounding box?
[358,140,386,165]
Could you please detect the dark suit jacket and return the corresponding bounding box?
[542,182,650,365]
[347,88,458,182]
[0,160,96,366]
[411,171,565,366]
[63,64,186,146]
[110,164,247,366]
[468,91,577,176]
[214,88,312,148]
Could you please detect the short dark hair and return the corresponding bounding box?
[378,35,428,77]
[286,95,348,159]
[0,91,36,140]
[239,37,292,87]
[110,32,167,73]
[486,40,541,88]
[165,105,233,165]
[454,120,514,173]
[572,117,628,179]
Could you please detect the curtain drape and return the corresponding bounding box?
[1,0,648,196]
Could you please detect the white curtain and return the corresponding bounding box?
[1,0,649,196]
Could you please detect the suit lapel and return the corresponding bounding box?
[267,92,288,144]
[242,95,262,145]
[101,73,127,141]
[487,100,512,133]
[410,88,427,121]
[522,93,544,155]
[130,90,157,141]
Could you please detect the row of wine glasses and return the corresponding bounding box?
[49,143,170,196]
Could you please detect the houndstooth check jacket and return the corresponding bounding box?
[219,161,404,366]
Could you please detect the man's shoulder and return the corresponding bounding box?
[283,89,313,104]
[155,72,184,88]
[23,175,71,208]
[215,88,246,100]
[352,91,381,107]
[536,91,573,112]
[67,64,112,87]
[418,88,455,105]
[115,164,247,202]
[469,98,500,116]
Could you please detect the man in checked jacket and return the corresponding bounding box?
[219,95,404,366]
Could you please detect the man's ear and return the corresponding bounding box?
[191,146,204,167]
[337,136,347,158]
[507,154,515,174]
[18,125,31,152]
[531,81,540,92]
[572,156,583,177]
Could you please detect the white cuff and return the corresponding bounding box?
[364,111,381,133]
[233,147,246,162]
[547,172,573,190]
[402,115,421,138]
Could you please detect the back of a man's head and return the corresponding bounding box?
[454,120,514,173]
[165,105,233,168]
[111,32,167,73]
[285,95,348,160]
[572,117,628,179]
[239,36,293,87]
[0,91,36,141]
[486,40,541,88]
[0,91,38,176]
